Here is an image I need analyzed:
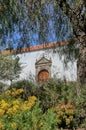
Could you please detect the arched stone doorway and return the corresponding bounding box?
[35,55,52,82]
[38,69,49,82]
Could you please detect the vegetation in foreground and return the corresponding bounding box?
[0,79,86,130]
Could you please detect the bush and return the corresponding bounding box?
[12,80,39,99]
[37,78,77,111]
[11,79,77,110]
[75,85,86,128]
[55,103,76,129]
[0,93,58,130]
[0,79,85,129]
[0,94,41,130]
[40,109,58,130]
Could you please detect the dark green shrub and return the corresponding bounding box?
[37,78,77,111]
[40,109,58,130]
[75,85,86,128]
[12,80,39,99]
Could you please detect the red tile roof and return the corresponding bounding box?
[1,41,68,55]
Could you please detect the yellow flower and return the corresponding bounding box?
[5,90,11,95]
[12,88,16,91]
[66,118,71,125]
[1,102,9,111]
[12,105,20,113]
[11,122,17,129]
[15,88,24,95]
[11,88,24,97]
[69,116,73,121]
[22,96,37,111]
[12,91,16,97]
[28,96,37,102]
[13,99,20,105]
[0,109,5,117]
[0,122,4,130]
[7,105,20,115]
[0,100,6,105]
[7,108,13,115]
[22,102,30,110]
[38,122,44,127]
[18,88,24,93]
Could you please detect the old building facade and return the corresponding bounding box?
[1,42,77,82]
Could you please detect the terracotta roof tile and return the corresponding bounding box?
[1,41,68,55]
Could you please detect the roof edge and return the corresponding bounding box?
[0,41,68,55]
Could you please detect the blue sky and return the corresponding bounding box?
[4,1,71,50]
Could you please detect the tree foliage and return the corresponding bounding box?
[0,55,21,82]
[0,0,71,48]
[56,0,86,86]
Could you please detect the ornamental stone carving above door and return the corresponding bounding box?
[35,55,52,82]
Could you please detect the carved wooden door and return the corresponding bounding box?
[38,70,49,82]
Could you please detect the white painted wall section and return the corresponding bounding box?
[17,48,77,81]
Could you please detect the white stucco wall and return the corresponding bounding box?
[17,48,77,81]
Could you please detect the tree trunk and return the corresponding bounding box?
[77,37,86,89]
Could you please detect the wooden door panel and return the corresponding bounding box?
[38,70,49,82]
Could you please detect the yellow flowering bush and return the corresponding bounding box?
[0,96,37,116]
[0,93,76,130]
[0,100,9,110]
[0,95,41,130]
[22,96,37,110]
[5,88,24,97]
[0,100,9,117]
